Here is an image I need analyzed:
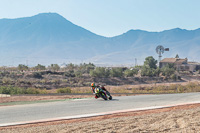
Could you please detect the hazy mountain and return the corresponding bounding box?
[0,13,200,66]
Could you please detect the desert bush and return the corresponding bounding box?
[0,71,10,77]
[0,86,46,95]
[33,64,46,71]
[50,79,61,85]
[124,69,133,77]
[75,70,82,77]
[170,74,177,80]
[64,70,75,77]
[65,63,76,71]
[2,77,13,85]
[141,66,157,77]
[124,69,138,77]
[57,87,71,93]
[49,64,60,71]
[33,72,43,79]
[25,88,39,94]
[85,63,95,73]
[161,64,175,78]
[79,63,95,74]
[90,67,109,77]
[25,88,47,94]
[110,68,123,77]
[40,79,48,84]
[38,88,47,94]
[0,86,25,95]
[18,64,29,71]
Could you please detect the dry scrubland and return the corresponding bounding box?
[1,81,200,104]
[0,64,199,95]
[1,104,200,133]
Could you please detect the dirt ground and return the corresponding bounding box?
[0,103,200,133]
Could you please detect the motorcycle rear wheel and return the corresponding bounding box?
[109,96,112,100]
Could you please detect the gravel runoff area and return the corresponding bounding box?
[0,103,200,133]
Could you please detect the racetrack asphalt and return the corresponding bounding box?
[0,92,200,126]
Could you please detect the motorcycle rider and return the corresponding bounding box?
[91,83,111,99]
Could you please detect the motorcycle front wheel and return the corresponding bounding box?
[100,92,107,100]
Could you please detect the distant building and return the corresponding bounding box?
[159,57,200,72]
[159,58,188,68]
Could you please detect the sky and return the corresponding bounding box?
[0,0,200,37]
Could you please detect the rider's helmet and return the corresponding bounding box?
[91,83,95,87]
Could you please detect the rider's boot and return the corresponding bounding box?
[95,95,99,99]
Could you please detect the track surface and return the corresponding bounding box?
[0,93,200,126]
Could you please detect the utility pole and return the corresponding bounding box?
[26,60,28,66]
[135,58,137,66]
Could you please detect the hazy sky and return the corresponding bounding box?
[0,0,200,37]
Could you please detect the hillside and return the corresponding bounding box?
[0,13,200,66]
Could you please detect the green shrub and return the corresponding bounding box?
[25,88,47,94]
[64,70,75,77]
[57,87,71,93]
[33,72,43,79]
[26,88,39,94]
[124,69,138,77]
[79,63,95,74]
[141,66,157,77]
[170,74,177,80]
[90,67,109,77]
[0,86,47,95]
[0,86,25,95]
[49,64,60,71]
[161,64,175,77]
[144,56,157,69]
[110,68,123,77]
[18,64,29,71]
[2,77,13,85]
[75,70,82,77]
[33,64,46,71]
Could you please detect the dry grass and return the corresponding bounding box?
[107,81,200,94]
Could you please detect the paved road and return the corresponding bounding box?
[0,93,200,126]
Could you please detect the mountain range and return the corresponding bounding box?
[0,13,200,66]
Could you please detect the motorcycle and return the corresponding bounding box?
[94,87,112,100]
